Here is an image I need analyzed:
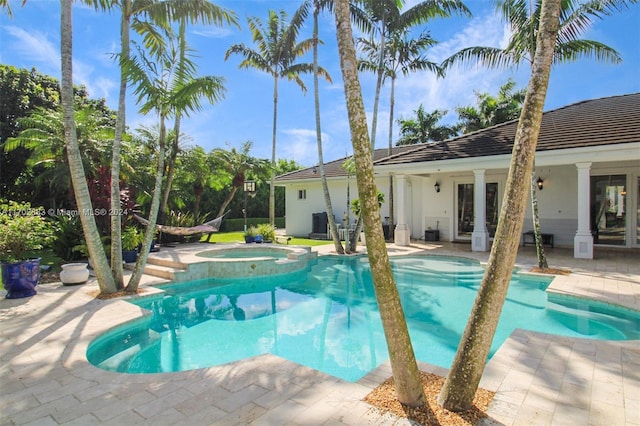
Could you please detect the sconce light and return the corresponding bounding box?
[536,177,544,190]
[312,165,317,174]
[434,182,440,193]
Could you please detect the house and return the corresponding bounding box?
[274,93,640,259]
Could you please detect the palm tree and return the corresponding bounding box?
[455,78,526,133]
[123,31,226,292]
[358,0,470,149]
[210,141,270,218]
[225,6,331,226]
[396,105,459,145]
[60,0,117,294]
[334,0,426,408]
[94,0,237,289]
[298,0,344,254]
[438,0,563,411]
[442,0,635,268]
[5,106,114,207]
[351,0,469,250]
[359,28,441,237]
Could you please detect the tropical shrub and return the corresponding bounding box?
[257,223,276,242]
[0,200,56,263]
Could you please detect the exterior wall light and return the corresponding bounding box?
[434,182,440,193]
[536,177,544,190]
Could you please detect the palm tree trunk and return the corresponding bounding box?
[334,0,426,407]
[387,75,396,240]
[159,113,180,223]
[126,115,166,292]
[438,0,562,411]
[110,3,131,290]
[269,75,278,226]
[216,186,239,218]
[159,19,186,225]
[60,0,116,294]
[313,2,343,254]
[370,15,386,151]
[531,169,548,268]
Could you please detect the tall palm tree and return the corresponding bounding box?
[225,7,331,226]
[359,28,441,237]
[210,141,269,218]
[60,0,117,294]
[442,0,635,268]
[359,0,470,149]
[123,31,226,292]
[334,0,426,408]
[296,0,344,253]
[438,0,563,411]
[351,0,469,251]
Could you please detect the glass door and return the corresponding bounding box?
[591,175,627,246]
[456,182,499,240]
[457,183,474,239]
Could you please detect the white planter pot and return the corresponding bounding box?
[60,263,90,286]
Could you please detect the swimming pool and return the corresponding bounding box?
[87,255,640,382]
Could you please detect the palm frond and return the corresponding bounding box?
[554,39,622,64]
[441,46,518,71]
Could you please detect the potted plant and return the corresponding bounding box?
[122,226,143,263]
[257,223,276,243]
[0,200,55,299]
[244,226,257,244]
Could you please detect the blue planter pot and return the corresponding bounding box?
[244,236,254,244]
[2,258,41,299]
[122,250,138,263]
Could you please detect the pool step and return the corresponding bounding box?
[145,255,190,270]
[123,256,188,281]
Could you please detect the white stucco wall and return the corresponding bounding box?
[279,155,639,249]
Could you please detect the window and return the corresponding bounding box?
[298,189,307,200]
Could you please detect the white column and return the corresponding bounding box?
[472,169,490,251]
[394,174,410,246]
[574,162,594,259]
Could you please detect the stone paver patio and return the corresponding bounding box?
[1,240,638,425]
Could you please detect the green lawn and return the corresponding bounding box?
[200,232,333,247]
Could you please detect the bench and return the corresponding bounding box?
[522,231,554,248]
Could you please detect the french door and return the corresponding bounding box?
[456,182,499,240]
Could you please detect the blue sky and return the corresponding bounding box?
[2,0,639,166]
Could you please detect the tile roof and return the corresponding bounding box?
[274,144,419,182]
[275,93,640,182]
[375,92,640,166]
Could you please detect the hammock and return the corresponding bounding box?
[133,211,229,236]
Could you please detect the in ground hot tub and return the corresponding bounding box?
[188,244,316,278]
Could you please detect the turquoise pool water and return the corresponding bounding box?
[87,256,640,382]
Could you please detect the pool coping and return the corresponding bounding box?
[1,241,638,425]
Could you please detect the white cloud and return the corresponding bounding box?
[192,27,235,39]
[392,13,521,127]
[280,128,330,166]
[4,25,60,72]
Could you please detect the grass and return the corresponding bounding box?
[200,231,333,247]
